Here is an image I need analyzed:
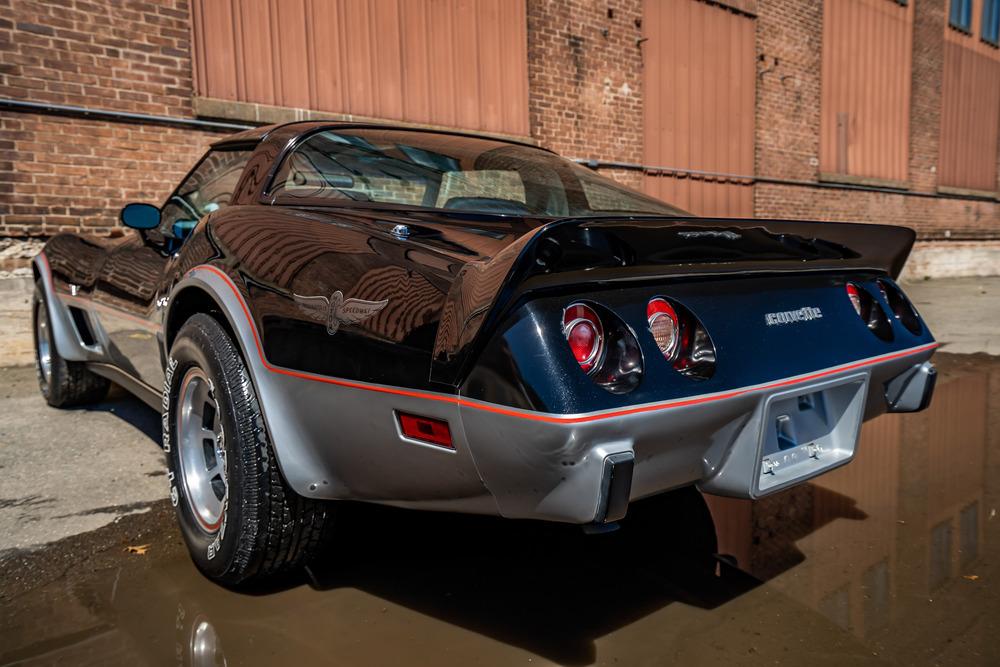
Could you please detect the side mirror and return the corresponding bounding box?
[120,203,161,230]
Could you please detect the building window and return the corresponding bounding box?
[984,0,1000,45]
[950,0,973,33]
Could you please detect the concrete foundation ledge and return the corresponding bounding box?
[899,241,1000,281]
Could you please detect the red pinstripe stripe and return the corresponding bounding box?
[37,251,51,279]
[188,265,939,425]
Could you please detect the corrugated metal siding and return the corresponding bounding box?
[191,0,529,137]
[819,0,913,183]
[642,0,755,217]
[939,10,1000,192]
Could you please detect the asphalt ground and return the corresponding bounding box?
[0,275,998,665]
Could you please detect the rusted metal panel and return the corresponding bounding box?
[642,0,755,217]
[820,0,913,183]
[940,7,1000,193]
[191,0,529,137]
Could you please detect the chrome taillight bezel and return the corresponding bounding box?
[562,302,605,374]
[647,297,680,362]
[562,301,643,393]
[646,296,716,381]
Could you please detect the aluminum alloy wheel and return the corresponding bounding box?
[35,302,52,386]
[177,367,227,533]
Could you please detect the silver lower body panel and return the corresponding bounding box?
[267,346,934,525]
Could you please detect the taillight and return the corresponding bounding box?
[845,281,893,341]
[646,297,716,380]
[563,303,604,373]
[647,297,680,361]
[398,413,453,449]
[877,279,922,335]
[846,283,862,316]
[562,302,642,393]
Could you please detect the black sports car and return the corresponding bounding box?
[33,121,937,584]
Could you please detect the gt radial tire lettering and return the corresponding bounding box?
[164,357,178,508]
[161,356,177,453]
[205,376,228,561]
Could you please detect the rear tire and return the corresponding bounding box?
[165,313,331,585]
[32,283,109,408]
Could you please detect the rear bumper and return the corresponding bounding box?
[458,344,937,523]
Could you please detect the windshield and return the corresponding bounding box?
[269,128,686,217]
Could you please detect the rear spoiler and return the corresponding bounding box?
[431,216,916,385]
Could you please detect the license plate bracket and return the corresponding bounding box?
[754,372,869,496]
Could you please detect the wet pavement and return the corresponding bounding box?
[0,353,997,666]
[0,367,165,552]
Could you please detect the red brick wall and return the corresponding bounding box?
[910,0,946,193]
[753,0,822,182]
[0,0,222,236]
[2,0,191,115]
[526,0,645,190]
[1,114,218,236]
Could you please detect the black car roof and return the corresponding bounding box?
[210,119,548,152]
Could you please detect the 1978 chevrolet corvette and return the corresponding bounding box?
[33,122,937,584]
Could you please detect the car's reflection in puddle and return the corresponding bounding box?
[1,355,997,666]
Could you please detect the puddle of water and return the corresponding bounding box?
[1,355,998,666]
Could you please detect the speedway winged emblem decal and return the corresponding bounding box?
[293,291,388,335]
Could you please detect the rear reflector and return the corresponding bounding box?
[398,413,454,449]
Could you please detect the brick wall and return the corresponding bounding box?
[1,0,999,276]
[754,0,822,182]
[2,0,194,115]
[909,0,946,193]
[1,113,218,236]
[526,0,645,190]
[0,0,223,236]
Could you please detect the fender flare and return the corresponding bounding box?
[166,266,329,496]
[33,253,100,362]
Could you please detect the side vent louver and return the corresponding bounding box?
[68,306,97,347]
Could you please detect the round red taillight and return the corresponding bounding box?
[647,297,680,361]
[563,303,603,373]
[845,283,862,316]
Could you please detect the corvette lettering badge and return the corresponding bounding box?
[293,291,388,335]
[765,306,823,326]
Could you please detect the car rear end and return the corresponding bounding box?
[439,218,937,525]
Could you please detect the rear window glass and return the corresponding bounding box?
[269,129,685,217]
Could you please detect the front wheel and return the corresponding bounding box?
[32,283,109,407]
[164,313,331,585]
